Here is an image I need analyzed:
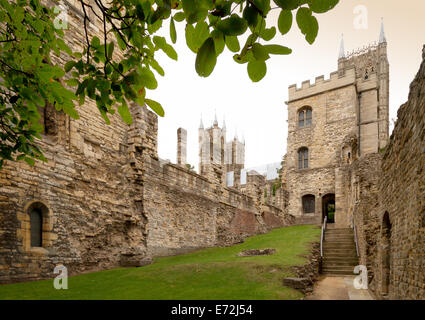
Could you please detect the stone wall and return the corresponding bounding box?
[286,41,389,228]
[375,47,425,299]
[342,153,382,287]
[346,46,425,300]
[143,154,292,257]
[0,0,293,283]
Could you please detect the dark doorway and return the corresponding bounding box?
[322,194,335,223]
[381,212,391,296]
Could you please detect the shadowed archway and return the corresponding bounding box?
[322,194,335,223]
[381,211,392,296]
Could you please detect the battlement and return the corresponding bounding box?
[288,67,356,103]
[345,42,380,60]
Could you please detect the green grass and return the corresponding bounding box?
[0,225,320,300]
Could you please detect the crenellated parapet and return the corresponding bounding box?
[288,67,356,103]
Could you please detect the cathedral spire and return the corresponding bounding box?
[199,114,204,129]
[222,115,226,129]
[338,34,345,59]
[379,18,387,44]
[213,110,218,126]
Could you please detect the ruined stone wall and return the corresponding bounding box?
[375,48,425,299]
[0,1,151,283]
[143,156,292,256]
[0,0,294,284]
[342,153,382,288]
[346,47,425,300]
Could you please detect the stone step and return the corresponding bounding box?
[324,232,354,236]
[324,241,355,245]
[322,261,358,267]
[323,255,358,261]
[322,268,356,275]
[322,256,359,262]
[322,265,357,272]
[323,241,356,245]
[325,229,353,234]
[324,235,354,238]
[323,244,356,249]
[323,249,357,254]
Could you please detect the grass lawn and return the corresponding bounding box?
[0,225,320,300]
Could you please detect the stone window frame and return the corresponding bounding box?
[17,201,55,254]
[298,106,313,128]
[301,194,316,214]
[297,147,309,170]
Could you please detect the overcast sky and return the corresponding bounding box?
[148,0,425,171]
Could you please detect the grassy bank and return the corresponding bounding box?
[0,225,320,300]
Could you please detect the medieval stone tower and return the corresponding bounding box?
[198,115,245,186]
[285,22,390,227]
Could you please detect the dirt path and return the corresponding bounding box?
[305,275,374,300]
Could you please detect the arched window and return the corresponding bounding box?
[298,107,312,128]
[30,207,43,247]
[27,202,49,248]
[298,147,309,169]
[302,195,315,214]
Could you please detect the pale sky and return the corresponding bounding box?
[149,1,425,171]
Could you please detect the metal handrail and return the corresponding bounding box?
[351,216,359,257]
[320,216,327,257]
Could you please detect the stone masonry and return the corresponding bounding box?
[0,2,423,300]
[0,0,291,283]
[286,30,389,227]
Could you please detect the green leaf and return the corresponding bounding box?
[64,61,76,73]
[139,67,158,90]
[182,0,209,24]
[296,7,319,44]
[274,0,300,10]
[148,19,163,34]
[149,59,165,76]
[247,60,267,82]
[170,17,177,43]
[251,0,271,15]
[195,37,217,77]
[118,102,133,125]
[91,36,100,48]
[66,79,79,87]
[24,157,35,166]
[308,0,339,13]
[264,44,292,55]
[211,30,225,55]
[185,22,210,53]
[252,43,270,61]
[107,42,114,60]
[278,10,293,35]
[225,36,240,52]
[217,14,248,36]
[174,12,185,22]
[243,5,259,27]
[145,99,165,117]
[261,27,276,41]
[153,36,178,60]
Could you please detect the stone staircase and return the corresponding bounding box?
[321,227,359,275]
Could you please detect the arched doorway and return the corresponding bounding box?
[381,212,392,296]
[322,194,335,223]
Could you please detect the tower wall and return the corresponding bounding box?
[286,40,389,227]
